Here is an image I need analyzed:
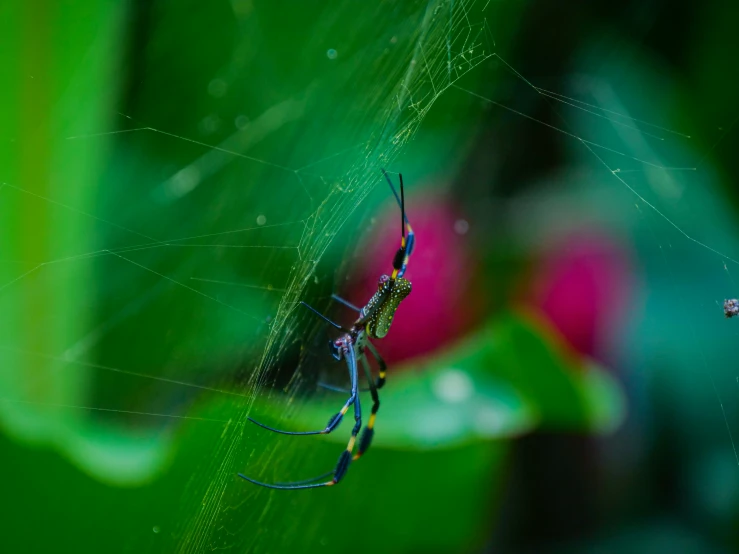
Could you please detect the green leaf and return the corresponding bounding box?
[488,311,627,433]
[250,310,626,451]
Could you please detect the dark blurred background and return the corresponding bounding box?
[1,0,738,552]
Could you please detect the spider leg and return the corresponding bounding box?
[382,169,408,225]
[317,347,381,461]
[364,340,387,389]
[323,340,385,392]
[248,338,357,435]
[331,294,361,313]
[332,341,361,484]
[246,303,358,435]
[273,470,334,486]
[318,339,371,393]
[238,474,335,490]
[354,356,379,460]
[317,382,370,393]
[382,169,415,278]
[318,358,380,460]
[239,342,361,489]
[398,226,415,279]
[246,415,342,436]
[247,372,355,436]
[299,301,350,332]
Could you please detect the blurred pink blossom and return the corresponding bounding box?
[346,191,634,369]
[527,229,635,361]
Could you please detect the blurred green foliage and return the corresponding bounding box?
[2,0,739,553]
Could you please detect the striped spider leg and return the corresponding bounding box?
[239,170,414,489]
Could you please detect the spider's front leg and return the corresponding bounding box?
[353,356,380,460]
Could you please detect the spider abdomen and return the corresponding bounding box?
[366,278,412,339]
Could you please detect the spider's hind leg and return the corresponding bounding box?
[247,340,357,437]
[354,356,379,460]
[333,340,362,482]
[245,302,357,436]
[239,339,362,490]
[364,340,387,389]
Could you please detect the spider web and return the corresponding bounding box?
[2,0,739,552]
[0,1,495,552]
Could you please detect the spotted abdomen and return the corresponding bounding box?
[366,278,411,339]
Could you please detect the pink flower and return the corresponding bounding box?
[528,229,635,361]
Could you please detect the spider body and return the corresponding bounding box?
[724,298,739,318]
[362,275,412,339]
[240,170,415,490]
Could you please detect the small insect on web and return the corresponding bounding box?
[239,169,415,490]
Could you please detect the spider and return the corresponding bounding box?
[239,169,415,490]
